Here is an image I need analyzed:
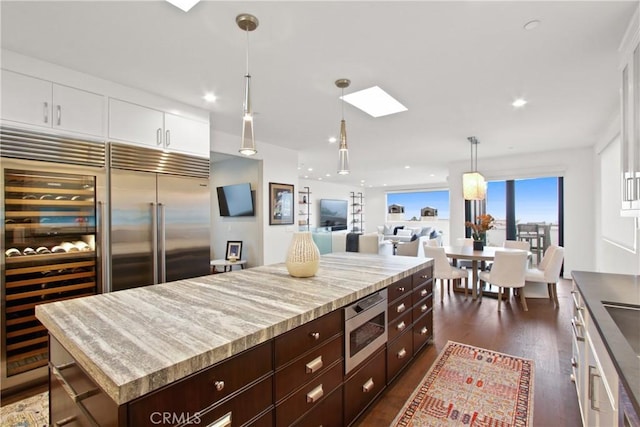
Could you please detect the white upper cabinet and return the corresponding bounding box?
[1,69,104,137]
[620,10,640,216]
[109,98,209,158]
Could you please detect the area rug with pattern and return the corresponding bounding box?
[392,341,534,426]
[0,391,48,427]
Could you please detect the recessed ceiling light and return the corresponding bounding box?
[304,175,309,178]
[328,137,337,143]
[429,174,435,177]
[512,98,528,107]
[203,93,217,103]
[308,167,313,171]
[383,184,387,186]
[318,177,323,180]
[166,0,200,12]
[325,173,331,177]
[523,20,540,31]
[404,165,410,169]
[341,86,408,118]
[360,180,365,183]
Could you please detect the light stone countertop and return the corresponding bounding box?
[35,252,431,405]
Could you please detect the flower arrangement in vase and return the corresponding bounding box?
[465,214,495,250]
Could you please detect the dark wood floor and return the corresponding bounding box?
[355,278,582,427]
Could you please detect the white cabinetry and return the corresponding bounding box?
[571,284,619,426]
[1,69,104,137]
[620,10,640,216]
[108,98,209,158]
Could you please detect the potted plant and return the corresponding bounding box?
[465,214,495,250]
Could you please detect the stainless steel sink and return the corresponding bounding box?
[602,302,640,357]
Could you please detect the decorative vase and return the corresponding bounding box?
[286,232,320,277]
[473,239,485,251]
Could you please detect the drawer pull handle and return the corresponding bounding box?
[362,378,374,393]
[420,326,428,335]
[421,275,429,279]
[397,286,405,292]
[588,365,601,412]
[396,321,406,331]
[214,380,225,391]
[571,357,578,368]
[397,348,407,359]
[421,304,428,312]
[396,303,406,313]
[51,363,101,426]
[43,102,49,123]
[165,129,171,146]
[310,332,320,340]
[570,373,576,383]
[54,416,77,426]
[56,105,62,125]
[209,412,232,427]
[306,384,324,403]
[305,356,323,374]
[571,318,585,342]
[157,128,163,145]
[420,289,428,297]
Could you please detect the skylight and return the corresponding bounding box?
[166,0,200,12]
[341,86,407,118]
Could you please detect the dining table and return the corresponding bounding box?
[442,245,531,300]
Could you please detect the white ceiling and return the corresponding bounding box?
[1,1,636,188]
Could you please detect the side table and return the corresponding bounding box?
[210,259,247,273]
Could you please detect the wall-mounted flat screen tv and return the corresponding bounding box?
[217,183,255,217]
[319,199,348,231]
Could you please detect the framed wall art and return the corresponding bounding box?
[269,182,294,225]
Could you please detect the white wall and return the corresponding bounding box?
[299,178,364,231]
[211,129,299,266]
[210,157,260,267]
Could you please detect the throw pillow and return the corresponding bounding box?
[420,226,433,237]
[383,224,394,235]
[377,225,384,234]
[410,233,418,241]
[397,229,412,237]
[430,229,439,239]
[393,225,405,235]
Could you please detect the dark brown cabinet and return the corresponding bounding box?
[343,348,386,426]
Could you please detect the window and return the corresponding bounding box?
[387,190,450,220]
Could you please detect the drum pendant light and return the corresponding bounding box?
[237,14,258,156]
[463,136,486,200]
[336,79,351,175]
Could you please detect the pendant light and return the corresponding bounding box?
[462,136,486,200]
[336,79,351,175]
[237,14,258,156]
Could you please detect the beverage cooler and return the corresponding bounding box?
[1,126,106,395]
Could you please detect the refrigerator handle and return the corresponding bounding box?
[97,201,108,293]
[159,203,166,283]
[151,202,158,285]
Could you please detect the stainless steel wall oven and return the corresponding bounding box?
[344,289,388,374]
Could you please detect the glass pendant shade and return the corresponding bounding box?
[463,171,486,200]
[239,74,257,156]
[337,119,349,174]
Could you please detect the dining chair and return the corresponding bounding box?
[478,251,528,311]
[524,245,564,308]
[424,245,469,302]
[396,238,419,257]
[456,238,474,247]
[503,240,530,251]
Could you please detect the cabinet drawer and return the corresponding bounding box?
[275,310,342,368]
[413,266,433,288]
[413,281,433,304]
[387,328,413,383]
[413,311,433,355]
[412,296,433,320]
[292,385,343,427]
[387,309,412,343]
[387,276,412,303]
[343,348,386,426]
[198,376,273,427]
[275,335,343,402]
[49,336,118,427]
[388,293,412,323]
[275,361,343,427]
[128,341,273,426]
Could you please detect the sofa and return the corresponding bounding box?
[377,224,442,244]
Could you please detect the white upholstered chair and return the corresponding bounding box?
[424,238,440,248]
[456,237,474,247]
[524,245,564,308]
[503,240,530,251]
[478,251,528,311]
[358,233,382,254]
[424,245,469,302]
[396,238,419,257]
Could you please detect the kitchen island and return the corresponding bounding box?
[571,271,640,425]
[36,252,433,426]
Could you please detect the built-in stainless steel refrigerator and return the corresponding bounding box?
[108,143,210,292]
